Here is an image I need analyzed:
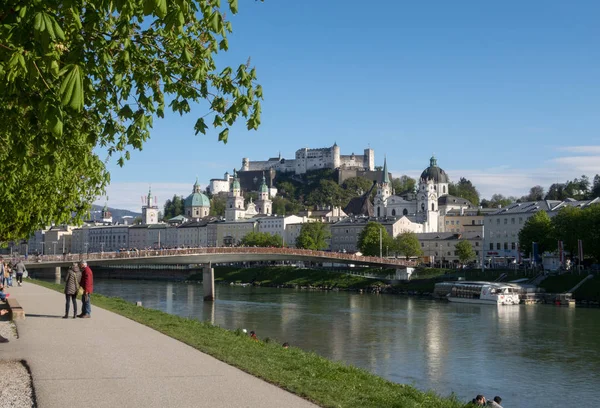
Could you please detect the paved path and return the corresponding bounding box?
[1,283,317,408]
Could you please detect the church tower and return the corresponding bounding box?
[255,173,272,215]
[142,187,159,225]
[225,170,246,221]
[417,156,447,232]
[374,157,391,218]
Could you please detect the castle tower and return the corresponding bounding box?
[364,148,375,171]
[332,142,341,169]
[255,172,272,215]
[142,187,159,225]
[241,158,250,171]
[374,157,391,218]
[225,170,246,221]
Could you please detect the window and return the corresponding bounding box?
[443,185,446,193]
[475,242,479,247]
[475,251,479,256]
[496,219,500,225]
[511,242,516,250]
[392,209,396,216]
[446,221,449,225]
[504,242,508,250]
[432,203,435,211]
[496,243,501,250]
[511,218,515,224]
[454,251,458,256]
[421,242,424,247]
[435,243,438,247]
[447,251,451,255]
[489,243,493,250]
[451,221,455,225]
[403,208,408,216]
[504,218,508,225]
[519,217,523,224]
[472,220,475,225]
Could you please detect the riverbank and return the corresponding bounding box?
[31,279,468,408]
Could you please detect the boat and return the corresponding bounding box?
[446,282,520,305]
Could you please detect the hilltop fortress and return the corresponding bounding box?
[241,143,375,175]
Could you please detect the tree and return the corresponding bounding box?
[296,222,331,250]
[209,195,226,217]
[522,185,544,201]
[163,195,185,220]
[342,177,374,197]
[448,178,480,205]
[394,232,423,260]
[0,1,262,242]
[306,180,345,208]
[487,194,514,209]
[455,240,475,267]
[357,222,393,257]
[240,232,282,248]
[277,181,297,200]
[592,175,600,199]
[272,197,302,216]
[518,211,554,257]
[391,175,416,195]
[545,183,567,200]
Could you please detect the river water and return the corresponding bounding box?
[93,280,599,407]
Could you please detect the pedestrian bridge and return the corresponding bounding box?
[23,247,414,269]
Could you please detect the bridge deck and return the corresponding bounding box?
[23,247,415,269]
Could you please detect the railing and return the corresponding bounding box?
[24,247,416,267]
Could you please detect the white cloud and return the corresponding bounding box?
[556,146,600,154]
[95,182,197,212]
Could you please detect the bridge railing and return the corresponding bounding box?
[24,247,416,267]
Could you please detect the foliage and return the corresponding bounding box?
[552,205,600,262]
[454,240,475,265]
[209,195,226,216]
[545,176,592,200]
[240,231,282,248]
[342,177,375,198]
[391,175,416,195]
[295,222,331,250]
[163,195,185,220]
[394,231,423,260]
[520,185,545,202]
[448,178,480,205]
[0,0,261,242]
[357,222,393,257]
[272,196,303,216]
[481,194,516,209]
[518,211,554,257]
[306,179,345,207]
[32,279,466,408]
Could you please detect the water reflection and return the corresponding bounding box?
[93,280,600,407]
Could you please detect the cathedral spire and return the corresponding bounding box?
[430,155,437,167]
[147,186,152,206]
[382,156,390,184]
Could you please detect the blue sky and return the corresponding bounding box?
[100,0,600,211]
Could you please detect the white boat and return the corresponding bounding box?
[446,282,520,305]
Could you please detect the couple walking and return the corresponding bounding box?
[63,261,93,319]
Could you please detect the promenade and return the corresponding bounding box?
[1,283,316,408]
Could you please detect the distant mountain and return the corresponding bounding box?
[90,205,141,223]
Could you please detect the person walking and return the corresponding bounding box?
[0,258,5,286]
[78,261,93,318]
[63,264,81,319]
[15,259,27,286]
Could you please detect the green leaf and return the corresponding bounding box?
[219,38,228,51]
[59,65,84,111]
[228,0,239,14]
[155,0,168,18]
[194,118,208,135]
[209,12,219,32]
[218,128,229,143]
[143,0,155,16]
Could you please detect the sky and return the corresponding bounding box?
[98,0,600,211]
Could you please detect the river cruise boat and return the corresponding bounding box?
[446,282,520,305]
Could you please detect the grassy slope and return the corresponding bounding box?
[207,266,392,290]
[31,279,468,408]
[539,274,600,301]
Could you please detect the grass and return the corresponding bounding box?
[539,273,600,301]
[31,279,469,408]
[190,266,394,290]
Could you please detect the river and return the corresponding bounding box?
[93,279,599,407]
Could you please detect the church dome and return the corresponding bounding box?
[184,191,210,207]
[185,179,210,207]
[420,156,449,183]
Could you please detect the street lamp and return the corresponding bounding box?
[100,242,105,252]
[84,242,89,254]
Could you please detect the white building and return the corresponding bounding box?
[209,172,232,195]
[330,216,410,253]
[240,143,375,175]
[374,156,473,233]
[225,170,272,221]
[141,188,159,225]
[416,232,484,267]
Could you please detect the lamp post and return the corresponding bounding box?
[101,242,105,253]
[84,242,89,254]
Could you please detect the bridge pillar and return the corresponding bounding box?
[203,264,215,301]
[54,266,61,284]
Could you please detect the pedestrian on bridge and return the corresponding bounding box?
[78,261,93,318]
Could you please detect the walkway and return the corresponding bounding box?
[1,283,316,408]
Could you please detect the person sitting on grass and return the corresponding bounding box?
[0,285,9,302]
[249,331,258,341]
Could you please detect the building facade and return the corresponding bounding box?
[416,232,483,267]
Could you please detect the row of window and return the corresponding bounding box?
[421,241,480,248]
[489,217,525,225]
[489,242,517,250]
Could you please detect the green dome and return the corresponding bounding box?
[259,174,268,193]
[420,156,449,183]
[185,192,210,207]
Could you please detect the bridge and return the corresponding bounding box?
[23,247,415,301]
